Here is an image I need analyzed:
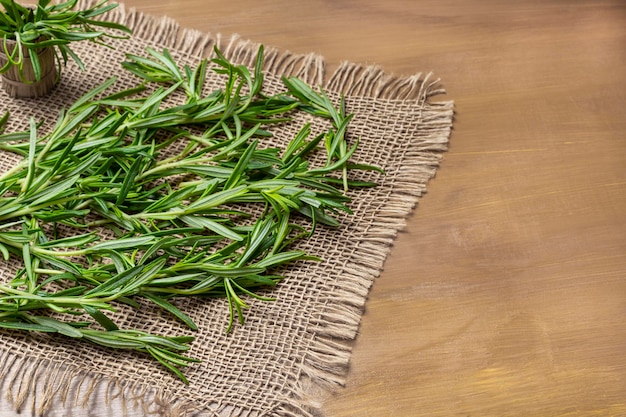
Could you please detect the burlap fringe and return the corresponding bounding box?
[287,102,452,417]
[0,349,203,417]
[0,1,453,416]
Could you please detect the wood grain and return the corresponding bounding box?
[120,1,626,415]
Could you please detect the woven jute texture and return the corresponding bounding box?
[0,2,453,416]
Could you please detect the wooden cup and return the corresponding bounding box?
[0,40,58,98]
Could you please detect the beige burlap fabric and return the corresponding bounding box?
[0,2,453,416]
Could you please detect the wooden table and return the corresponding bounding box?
[120,1,626,415]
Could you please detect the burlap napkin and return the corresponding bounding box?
[0,2,453,416]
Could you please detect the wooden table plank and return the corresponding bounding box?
[119,1,626,415]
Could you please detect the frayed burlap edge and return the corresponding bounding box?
[0,348,194,416]
[0,1,454,416]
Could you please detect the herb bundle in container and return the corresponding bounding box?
[0,0,131,98]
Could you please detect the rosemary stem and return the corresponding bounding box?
[0,193,105,221]
[0,159,28,182]
[0,284,80,304]
[32,247,87,257]
[34,268,63,275]
[135,157,216,181]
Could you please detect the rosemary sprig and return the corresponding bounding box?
[0,313,198,383]
[0,44,380,382]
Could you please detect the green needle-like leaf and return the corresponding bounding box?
[0,321,57,332]
[30,316,83,338]
[142,293,197,330]
[83,304,119,331]
[22,118,38,193]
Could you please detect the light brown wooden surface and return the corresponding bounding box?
[120,1,626,415]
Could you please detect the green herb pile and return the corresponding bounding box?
[0,45,380,382]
